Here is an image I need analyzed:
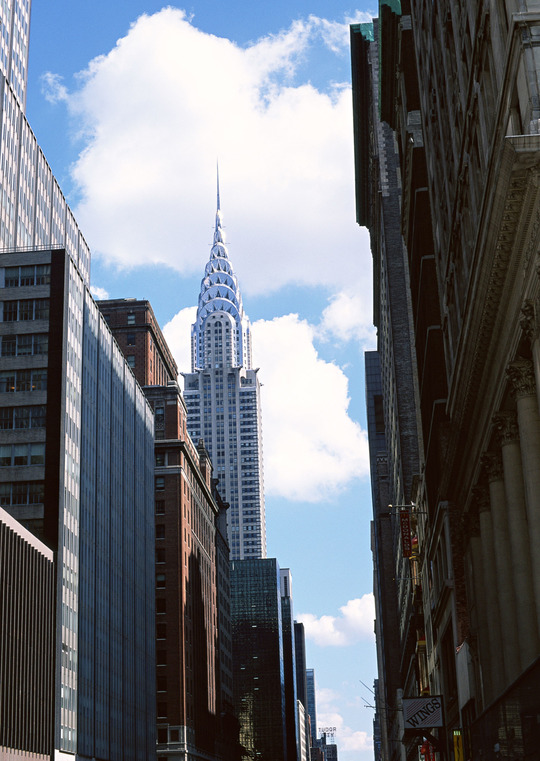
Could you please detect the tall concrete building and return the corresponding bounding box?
[354,1,540,759]
[183,187,266,560]
[0,248,156,759]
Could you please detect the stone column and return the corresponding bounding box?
[507,359,540,631]
[481,452,520,684]
[463,501,492,707]
[493,411,539,670]
[473,486,506,697]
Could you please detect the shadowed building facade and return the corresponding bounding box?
[353,1,540,759]
[98,297,239,761]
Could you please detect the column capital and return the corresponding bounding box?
[507,358,536,399]
[492,410,520,447]
[520,299,536,344]
[481,451,504,482]
[472,485,490,514]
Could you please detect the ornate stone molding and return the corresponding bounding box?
[492,410,520,447]
[472,485,490,514]
[507,358,536,399]
[481,452,504,483]
[520,299,535,343]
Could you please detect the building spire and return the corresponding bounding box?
[217,161,221,212]
[214,163,225,245]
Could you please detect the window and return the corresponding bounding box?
[0,369,47,392]
[155,452,165,466]
[155,524,165,539]
[156,548,165,563]
[156,598,166,613]
[155,476,165,491]
[156,573,166,588]
[155,500,165,515]
[127,355,135,368]
[0,406,46,430]
[3,264,50,287]
[127,333,136,346]
[127,313,136,325]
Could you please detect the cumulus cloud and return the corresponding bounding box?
[316,687,373,752]
[319,285,375,346]
[298,594,375,646]
[162,309,370,501]
[45,8,373,303]
[90,285,110,300]
[251,314,369,500]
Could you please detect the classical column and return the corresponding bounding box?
[463,501,492,707]
[481,452,520,684]
[507,359,540,631]
[493,411,539,670]
[473,486,506,697]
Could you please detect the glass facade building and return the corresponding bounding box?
[183,190,266,560]
[0,247,156,760]
[0,0,90,280]
[230,558,287,761]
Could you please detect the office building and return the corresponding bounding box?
[281,569,299,761]
[305,669,317,749]
[294,622,310,760]
[0,247,156,759]
[230,558,288,760]
[353,1,540,759]
[98,298,238,761]
[0,1,90,282]
[183,188,266,560]
[0,504,55,759]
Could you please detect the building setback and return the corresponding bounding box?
[183,187,266,560]
[99,298,238,761]
[353,1,540,759]
[0,247,156,759]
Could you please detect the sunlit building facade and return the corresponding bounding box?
[183,190,266,560]
[0,247,156,759]
[0,0,90,281]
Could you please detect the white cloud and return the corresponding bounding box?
[41,71,68,104]
[251,314,369,500]
[162,306,197,381]
[162,309,370,501]
[47,8,373,305]
[298,594,375,646]
[319,285,376,345]
[316,686,373,752]
[90,285,109,300]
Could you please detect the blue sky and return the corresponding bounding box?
[28,2,379,758]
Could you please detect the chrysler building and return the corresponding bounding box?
[183,184,266,560]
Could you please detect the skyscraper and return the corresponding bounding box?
[0,0,90,279]
[230,558,287,760]
[0,247,156,758]
[183,184,266,560]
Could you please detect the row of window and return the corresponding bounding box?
[0,405,47,429]
[0,480,44,506]
[0,368,47,392]
[3,264,51,288]
[1,333,48,356]
[1,298,49,321]
[0,442,45,466]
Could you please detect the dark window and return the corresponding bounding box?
[156,598,166,613]
[374,394,385,434]
[155,500,165,514]
[127,313,136,325]
[155,476,165,491]
[156,623,166,639]
[155,524,165,539]
[127,333,136,346]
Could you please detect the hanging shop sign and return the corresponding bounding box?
[400,509,412,557]
[403,696,444,730]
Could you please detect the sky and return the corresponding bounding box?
[27,2,379,758]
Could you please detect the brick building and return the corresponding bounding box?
[98,298,238,761]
